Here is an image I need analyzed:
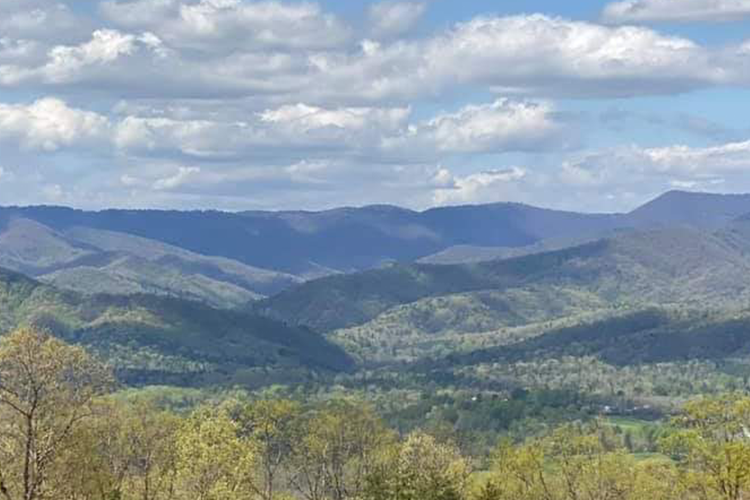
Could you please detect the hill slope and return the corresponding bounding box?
[436,308,750,368]
[260,227,750,333]
[0,218,301,307]
[0,268,353,386]
[627,191,750,229]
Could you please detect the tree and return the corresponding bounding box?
[544,424,635,500]
[291,401,394,500]
[233,399,300,500]
[484,438,554,500]
[54,399,180,500]
[0,326,112,500]
[661,394,750,500]
[173,406,255,500]
[480,423,641,500]
[121,400,180,500]
[364,432,471,500]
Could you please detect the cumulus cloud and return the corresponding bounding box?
[0,98,109,151]
[552,140,750,212]
[112,104,412,159]
[602,0,750,23]
[641,141,750,173]
[368,1,427,38]
[422,15,721,97]
[45,29,140,82]
[153,166,201,190]
[0,38,46,66]
[432,167,528,205]
[304,14,730,103]
[259,103,410,135]
[383,99,572,155]
[109,98,570,162]
[100,0,351,51]
[0,29,173,88]
[3,12,744,102]
[0,1,87,44]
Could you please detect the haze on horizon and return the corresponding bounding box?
[2,0,750,213]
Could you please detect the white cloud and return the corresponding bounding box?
[0,1,87,44]
[0,38,46,66]
[432,167,528,205]
[153,166,201,190]
[114,116,224,155]
[259,103,410,133]
[1,2,749,213]
[383,99,571,156]
[100,0,351,51]
[602,0,750,23]
[642,140,750,173]
[113,103,413,159]
[109,98,571,164]
[423,15,719,97]
[555,140,750,210]
[0,98,109,151]
[303,14,727,103]
[45,29,139,82]
[368,1,427,38]
[2,13,739,102]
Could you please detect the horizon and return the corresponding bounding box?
[0,188,742,216]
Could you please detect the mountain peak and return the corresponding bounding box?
[627,190,750,229]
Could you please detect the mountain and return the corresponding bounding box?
[627,191,750,229]
[421,191,750,265]
[0,217,301,307]
[417,231,623,265]
[0,203,621,277]
[434,307,750,369]
[259,226,750,334]
[330,287,611,364]
[0,267,353,386]
[2,190,750,306]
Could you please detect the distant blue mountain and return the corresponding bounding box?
[1,190,749,280]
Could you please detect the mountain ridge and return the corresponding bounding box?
[3,190,750,309]
[259,224,750,334]
[0,267,354,385]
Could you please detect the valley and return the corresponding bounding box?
[3,190,750,409]
[3,191,750,499]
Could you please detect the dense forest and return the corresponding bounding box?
[3,326,750,500]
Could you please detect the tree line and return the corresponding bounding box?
[3,326,750,500]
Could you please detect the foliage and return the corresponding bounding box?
[5,329,750,500]
[364,432,471,500]
[0,326,113,500]
[174,406,256,500]
[0,271,353,386]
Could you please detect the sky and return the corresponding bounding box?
[1,0,750,213]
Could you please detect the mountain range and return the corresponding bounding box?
[3,191,750,296]
[4,190,750,386]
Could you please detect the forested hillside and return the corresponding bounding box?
[0,217,301,306]
[0,268,352,386]
[260,227,750,332]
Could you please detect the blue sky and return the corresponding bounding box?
[1,0,750,213]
